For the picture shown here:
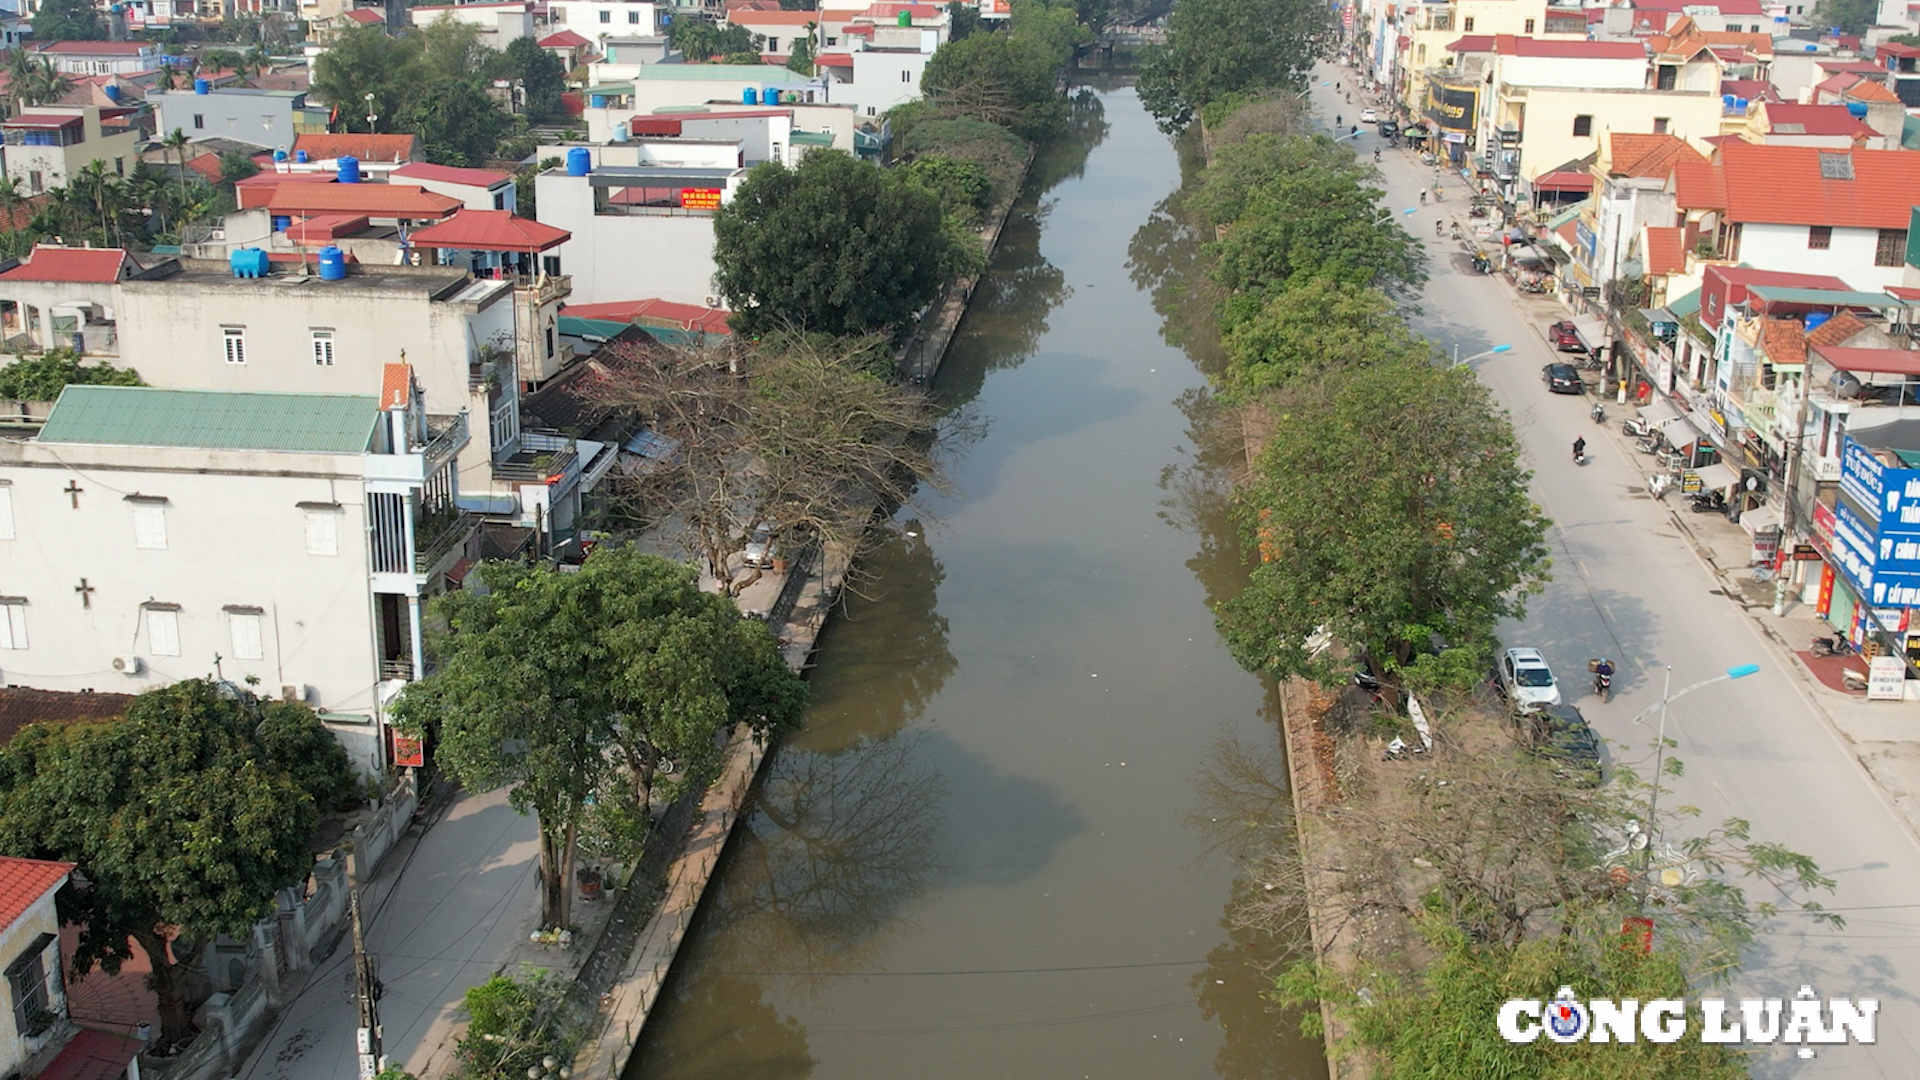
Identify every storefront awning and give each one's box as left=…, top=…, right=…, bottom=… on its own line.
left=1741, top=505, right=1782, bottom=534
left=1638, top=398, right=1682, bottom=427
left=1572, top=314, right=1606, bottom=351
left=1690, top=462, right=1739, bottom=491
left=1662, top=414, right=1706, bottom=445
left=1533, top=170, right=1594, bottom=193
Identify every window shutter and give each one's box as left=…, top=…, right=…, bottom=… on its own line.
left=133, top=505, right=166, bottom=549
left=231, top=613, right=263, bottom=661
left=0, top=604, right=24, bottom=650
left=0, top=487, right=12, bottom=541
left=147, top=609, right=180, bottom=656
left=305, top=512, right=338, bottom=556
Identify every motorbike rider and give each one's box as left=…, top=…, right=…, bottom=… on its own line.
left=1593, top=658, right=1615, bottom=699
left=1374, top=149, right=1381, bottom=163
left=1573, top=436, right=1587, bottom=462
left=1419, top=190, right=1427, bottom=204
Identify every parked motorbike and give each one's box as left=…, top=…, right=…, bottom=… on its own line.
left=1518, top=279, right=1548, bottom=294
left=1622, top=416, right=1653, bottom=438
left=1578, top=352, right=1607, bottom=372
left=1635, top=435, right=1663, bottom=455
left=1468, top=204, right=1490, bottom=219
left=1688, top=489, right=1727, bottom=514
left=1811, top=634, right=1846, bottom=658
left=1648, top=471, right=1679, bottom=499
left=1590, top=402, right=1607, bottom=424
left=1421, top=152, right=1438, bottom=166
left=1353, top=670, right=1389, bottom=706
left=1470, top=254, right=1491, bottom=274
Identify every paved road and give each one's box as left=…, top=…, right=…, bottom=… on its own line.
left=1308, top=68, right=1920, bottom=1078
left=234, top=787, right=540, bottom=1080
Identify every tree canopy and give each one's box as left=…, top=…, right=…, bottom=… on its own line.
left=1217, top=359, right=1551, bottom=688
left=668, top=16, right=757, bottom=61
left=489, top=37, right=569, bottom=120
left=1137, top=0, right=1332, bottom=131
left=0, top=349, right=143, bottom=400
left=1217, top=277, right=1433, bottom=402
left=1812, top=0, right=1878, bottom=34
left=393, top=549, right=806, bottom=929
left=31, top=0, right=103, bottom=41
left=311, top=21, right=507, bottom=166
left=714, top=151, right=978, bottom=336
left=0, top=681, right=327, bottom=1049
left=785, top=23, right=818, bottom=74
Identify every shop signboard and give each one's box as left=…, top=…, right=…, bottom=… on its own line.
left=1792, top=543, right=1823, bottom=561
left=1813, top=499, right=1837, bottom=546
left=680, top=188, right=723, bottom=210
left=1830, top=498, right=1879, bottom=594
left=392, top=734, right=425, bottom=769
left=1868, top=655, right=1907, bottom=701
left=1817, top=562, right=1836, bottom=616
left=1425, top=79, right=1478, bottom=132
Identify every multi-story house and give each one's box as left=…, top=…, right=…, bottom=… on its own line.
left=150, top=84, right=331, bottom=152
left=0, top=371, right=469, bottom=774
left=0, top=105, right=145, bottom=195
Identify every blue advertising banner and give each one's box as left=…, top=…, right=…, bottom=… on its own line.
left=1830, top=438, right=1920, bottom=607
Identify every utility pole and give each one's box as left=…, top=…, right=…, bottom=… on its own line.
left=349, top=849, right=383, bottom=1080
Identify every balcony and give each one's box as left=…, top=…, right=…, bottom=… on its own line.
left=516, top=274, right=571, bottom=308
left=379, top=658, right=414, bottom=682
left=493, top=429, right=580, bottom=486
left=414, top=508, right=479, bottom=576
left=420, top=411, right=468, bottom=475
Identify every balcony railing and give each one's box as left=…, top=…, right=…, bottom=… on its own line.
left=516, top=274, right=572, bottom=307
left=415, top=509, right=479, bottom=575
left=493, top=429, right=580, bottom=484
left=379, top=658, right=414, bottom=682
left=419, top=412, right=468, bottom=473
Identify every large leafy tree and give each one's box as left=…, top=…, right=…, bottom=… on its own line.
left=311, top=26, right=425, bottom=134
left=1217, top=278, right=1432, bottom=402
left=31, top=0, right=103, bottom=41
left=0, top=348, right=142, bottom=399
left=0, top=681, right=324, bottom=1050
left=714, top=151, right=977, bottom=336
left=392, top=549, right=805, bottom=931
left=488, top=36, right=568, bottom=120
left=1218, top=359, right=1551, bottom=688
left=918, top=30, right=1067, bottom=142
left=1137, top=0, right=1332, bottom=131
left=785, top=22, right=817, bottom=75
left=401, top=79, right=506, bottom=167
left=1812, top=0, right=1878, bottom=34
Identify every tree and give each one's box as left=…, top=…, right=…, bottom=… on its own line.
left=312, top=26, right=425, bottom=135
left=1217, top=277, right=1433, bottom=401
left=668, top=16, right=755, bottom=61
left=785, top=22, right=817, bottom=74
left=257, top=699, right=360, bottom=811
left=592, top=335, right=952, bottom=595
left=217, top=149, right=260, bottom=188
left=391, top=550, right=805, bottom=930
left=0, top=348, right=142, bottom=399
left=1137, top=0, right=1332, bottom=131
left=1812, top=0, right=1878, bottom=33
left=0, top=681, right=320, bottom=1050
left=918, top=26, right=1067, bottom=141
left=946, top=0, right=982, bottom=41
left=488, top=36, right=568, bottom=119
left=416, top=15, right=493, bottom=86
left=714, top=151, right=975, bottom=336
left=1217, top=358, right=1551, bottom=688
left=904, top=154, right=994, bottom=225
left=31, top=0, right=103, bottom=41
left=401, top=79, right=507, bottom=167
left=5, top=52, right=73, bottom=114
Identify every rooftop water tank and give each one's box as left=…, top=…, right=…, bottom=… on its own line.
left=1847, top=101, right=1869, bottom=118
left=566, top=146, right=592, bottom=176
left=743, top=86, right=758, bottom=104
left=338, top=155, right=360, bottom=184
left=103, top=84, right=121, bottom=103
left=273, top=148, right=288, bottom=163
left=193, top=77, right=209, bottom=95
left=1806, top=311, right=1832, bottom=332
left=230, top=248, right=269, bottom=278
left=295, top=149, right=308, bottom=163
left=1734, top=98, right=1748, bottom=111
left=897, top=8, right=911, bottom=24
left=1721, top=93, right=1735, bottom=107
left=317, top=246, right=348, bottom=281
left=589, top=94, right=608, bottom=108
left=613, top=122, right=629, bottom=142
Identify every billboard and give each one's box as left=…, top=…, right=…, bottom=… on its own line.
left=1425, top=79, right=1478, bottom=133
left=1834, top=436, right=1920, bottom=607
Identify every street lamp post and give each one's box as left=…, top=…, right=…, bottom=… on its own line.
left=1452, top=343, right=1511, bottom=367
left=1635, top=662, right=1761, bottom=880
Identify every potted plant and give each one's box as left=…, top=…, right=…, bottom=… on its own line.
left=576, top=864, right=603, bottom=902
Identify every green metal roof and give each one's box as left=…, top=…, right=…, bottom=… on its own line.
left=791, top=130, right=834, bottom=146
left=1904, top=114, right=1920, bottom=152
left=1546, top=200, right=1590, bottom=229
left=558, top=315, right=635, bottom=340
left=1668, top=288, right=1701, bottom=318
left=1745, top=285, right=1904, bottom=308
left=38, top=386, right=380, bottom=453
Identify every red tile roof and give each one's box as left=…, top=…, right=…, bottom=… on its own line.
left=539, top=29, right=592, bottom=47
left=1807, top=310, right=1870, bottom=346
left=0, top=688, right=133, bottom=747
left=1717, top=143, right=1920, bottom=228
left=343, top=7, right=384, bottom=23
left=1494, top=35, right=1645, bottom=59
left=1719, top=78, right=1778, bottom=103
left=1673, top=156, right=1726, bottom=212
left=391, top=162, right=513, bottom=188
left=284, top=213, right=371, bottom=243
left=290, top=132, right=421, bottom=163
left=0, top=246, right=131, bottom=283
left=185, top=152, right=223, bottom=182
left=1760, top=104, right=1877, bottom=138
left=817, top=53, right=854, bottom=67
left=382, top=363, right=412, bottom=410
left=1444, top=34, right=1497, bottom=52
left=265, top=183, right=463, bottom=218
left=1606, top=132, right=1708, bottom=178
left=34, top=41, right=151, bottom=54
left=408, top=209, right=570, bottom=251
left=0, top=857, right=73, bottom=934
left=35, top=1028, right=143, bottom=1080
left=563, top=297, right=732, bottom=333
left=1813, top=344, right=1920, bottom=376
left=1761, top=317, right=1807, bottom=366
left=2, top=114, right=82, bottom=129
left=1644, top=226, right=1686, bottom=276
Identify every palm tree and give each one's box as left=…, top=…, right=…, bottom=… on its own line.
left=163, top=128, right=191, bottom=222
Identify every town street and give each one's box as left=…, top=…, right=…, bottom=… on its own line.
left=1308, top=70, right=1920, bottom=1077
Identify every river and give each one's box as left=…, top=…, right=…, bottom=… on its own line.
left=628, top=87, right=1329, bottom=1080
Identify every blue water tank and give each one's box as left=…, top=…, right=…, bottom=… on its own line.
left=589, top=94, right=608, bottom=108
left=230, top=248, right=269, bottom=278
left=337, top=155, right=360, bottom=184
left=317, top=246, right=348, bottom=281
left=1722, top=93, right=1735, bottom=107
left=743, top=86, right=758, bottom=105
left=273, top=148, right=288, bottom=163
left=193, top=77, right=209, bottom=95
left=1847, top=101, right=1869, bottom=118
left=1806, top=311, right=1832, bottom=332
left=566, top=146, right=592, bottom=176
left=271, top=215, right=291, bottom=233
left=763, top=87, right=776, bottom=106
left=1734, top=98, right=1748, bottom=111
left=295, top=149, right=308, bottom=163
left=613, top=122, right=629, bottom=142
left=103, top=84, right=121, bottom=103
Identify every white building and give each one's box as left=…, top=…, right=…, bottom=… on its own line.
left=29, top=41, right=160, bottom=76
left=548, top=0, right=658, bottom=37
left=150, top=85, right=331, bottom=151
left=0, top=374, right=470, bottom=774
left=535, top=162, right=745, bottom=305
left=817, top=20, right=939, bottom=118
left=1694, top=141, right=1920, bottom=291
left=410, top=1, right=536, bottom=49
left=391, top=162, right=519, bottom=212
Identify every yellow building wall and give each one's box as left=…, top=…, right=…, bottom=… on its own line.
left=1513, top=89, right=1725, bottom=181
left=0, top=889, right=67, bottom=1077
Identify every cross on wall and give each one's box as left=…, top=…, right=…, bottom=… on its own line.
left=74, top=578, right=94, bottom=609
left=64, top=480, right=83, bottom=508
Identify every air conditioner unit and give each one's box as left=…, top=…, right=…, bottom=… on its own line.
left=281, top=684, right=316, bottom=704
left=111, top=655, right=143, bottom=675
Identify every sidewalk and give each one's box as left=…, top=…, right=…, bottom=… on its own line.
left=233, top=785, right=539, bottom=1080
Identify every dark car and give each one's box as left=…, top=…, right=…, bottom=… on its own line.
left=1543, top=363, right=1583, bottom=394
left=1530, top=705, right=1602, bottom=786
left=1378, top=119, right=1399, bottom=140
left=1548, top=321, right=1586, bottom=353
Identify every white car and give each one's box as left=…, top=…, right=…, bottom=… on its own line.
left=1360, top=108, right=1380, bottom=124
left=1498, top=647, right=1562, bottom=712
